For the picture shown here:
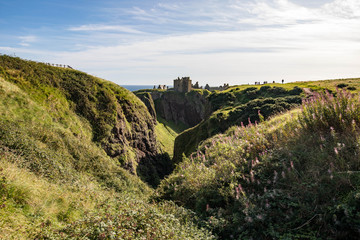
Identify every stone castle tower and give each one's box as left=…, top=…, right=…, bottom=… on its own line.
left=173, top=77, right=192, bottom=93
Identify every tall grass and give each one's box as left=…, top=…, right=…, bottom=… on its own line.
left=300, top=89, right=360, bottom=133
left=158, top=90, right=360, bottom=239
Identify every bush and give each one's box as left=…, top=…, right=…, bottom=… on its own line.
left=267, top=86, right=287, bottom=95
left=337, top=83, right=349, bottom=88
left=289, top=86, right=303, bottom=95
left=259, top=85, right=271, bottom=92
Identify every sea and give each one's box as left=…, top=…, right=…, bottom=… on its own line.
left=121, top=85, right=173, bottom=92
left=121, top=85, right=154, bottom=92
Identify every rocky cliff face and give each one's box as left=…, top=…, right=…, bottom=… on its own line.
left=102, top=93, right=159, bottom=172
left=136, top=92, right=157, bottom=122
left=148, top=90, right=211, bottom=128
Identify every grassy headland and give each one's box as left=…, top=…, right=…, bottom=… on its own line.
left=0, top=55, right=214, bottom=239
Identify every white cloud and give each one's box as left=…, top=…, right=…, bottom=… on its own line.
left=157, top=3, right=180, bottom=11
left=68, top=24, right=144, bottom=34
left=238, top=0, right=318, bottom=26
left=4, top=0, right=360, bottom=85
left=53, top=16, right=360, bottom=85
left=322, top=0, right=360, bottom=18
left=18, top=35, right=37, bottom=47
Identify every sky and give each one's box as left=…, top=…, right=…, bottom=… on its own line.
left=0, top=0, right=360, bottom=86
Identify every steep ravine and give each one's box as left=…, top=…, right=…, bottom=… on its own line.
left=0, top=55, right=171, bottom=186
left=137, top=86, right=304, bottom=164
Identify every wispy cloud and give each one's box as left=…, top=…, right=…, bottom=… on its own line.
left=237, top=0, right=319, bottom=26
left=18, top=35, right=37, bottom=47
left=68, top=24, right=144, bottom=34
left=2, top=0, right=360, bottom=85
left=157, top=3, right=180, bottom=11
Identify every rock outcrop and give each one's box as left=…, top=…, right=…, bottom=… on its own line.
left=140, top=90, right=211, bottom=128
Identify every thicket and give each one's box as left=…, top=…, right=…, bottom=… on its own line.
left=158, top=90, right=360, bottom=239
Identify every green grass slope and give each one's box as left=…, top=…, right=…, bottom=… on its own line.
left=173, top=86, right=303, bottom=163
left=157, top=89, right=360, bottom=239
left=225, top=78, right=360, bottom=94
left=0, top=55, right=214, bottom=239
left=0, top=55, right=162, bottom=174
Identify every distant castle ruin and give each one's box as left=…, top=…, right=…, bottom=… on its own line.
left=174, top=77, right=192, bottom=93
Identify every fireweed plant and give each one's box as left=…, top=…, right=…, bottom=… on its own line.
left=157, top=90, right=360, bottom=239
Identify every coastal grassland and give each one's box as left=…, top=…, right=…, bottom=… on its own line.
left=0, top=154, right=214, bottom=239
left=158, top=89, right=360, bottom=239
left=0, top=154, right=118, bottom=238
left=0, top=56, right=214, bottom=239
left=226, top=77, right=360, bottom=93
left=173, top=86, right=303, bottom=163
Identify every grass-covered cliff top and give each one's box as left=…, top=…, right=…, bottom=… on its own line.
left=226, top=78, right=360, bottom=93
left=158, top=89, right=360, bottom=239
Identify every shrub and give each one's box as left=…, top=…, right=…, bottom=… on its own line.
left=289, top=86, right=303, bottom=95
left=299, top=89, right=360, bottom=134
left=267, top=86, right=287, bottom=95
left=337, top=83, right=348, bottom=88
left=259, top=85, right=271, bottom=92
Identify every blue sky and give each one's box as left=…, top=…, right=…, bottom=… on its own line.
left=1, top=0, right=360, bottom=86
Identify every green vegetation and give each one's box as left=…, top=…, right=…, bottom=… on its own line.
left=0, top=55, right=214, bottom=239
left=2, top=54, right=360, bottom=239
left=157, top=90, right=360, bottom=239
left=227, top=77, right=360, bottom=93
left=155, top=117, right=180, bottom=156
left=173, top=86, right=303, bottom=163
left=0, top=55, right=159, bottom=173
